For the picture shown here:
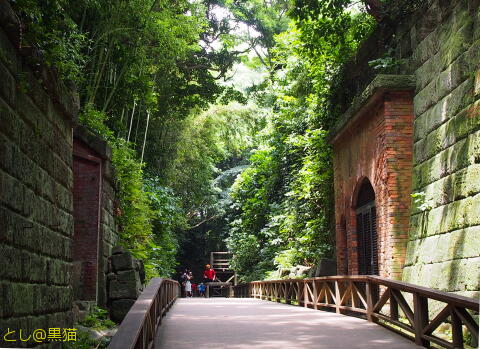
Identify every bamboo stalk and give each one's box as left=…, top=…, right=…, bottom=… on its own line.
left=141, top=111, right=150, bottom=163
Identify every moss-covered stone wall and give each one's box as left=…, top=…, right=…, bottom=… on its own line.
left=0, top=5, right=78, bottom=347
left=401, top=0, right=480, bottom=298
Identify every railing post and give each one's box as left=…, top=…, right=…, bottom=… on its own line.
left=451, top=306, right=464, bottom=349
left=413, top=292, right=430, bottom=347
left=390, top=290, right=399, bottom=321
left=303, top=280, right=308, bottom=308
left=286, top=282, right=291, bottom=304
left=312, top=280, right=318, bottom=310
left=296, top=281, right=303, bottom=306
left=335, top=280, right=341, bottom=314
left=366, top=279, right=379, bottom=322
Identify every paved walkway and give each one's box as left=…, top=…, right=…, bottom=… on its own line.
left=155, top=298, right=420, bottom=349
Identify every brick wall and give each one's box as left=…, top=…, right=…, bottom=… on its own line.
left=332, top=88, right=414, bottom=279
left=73, top=126, right=119, bottom=308
left=72, top=141, right=102, bottom=302
left=0, top=4, right=78, bottom=346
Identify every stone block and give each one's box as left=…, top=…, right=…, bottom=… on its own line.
left=0, top=243, right=24, bottom=280
left=295, top=265, right=311, bottom=277
left=109, top=280, right=140, bottom=300
left=413, top=129, right=479, bottom=189
left=475, top=70, right=480, bottom=96
left=109, top=270, right=142, bottom=300
left=24, top=252, right=48, bottom=284
left=414, top=112, right=480, bottom=183
left=117, top=269, right=141, bottom=286
left=107, top=273, right=116, bottom=281
left=315, top=259, right=337, bottom=277
left=47, top=259, right=71, bottom=286
left=0, top=206, right=14, bottom=244
left=0, top=29, right=19, bottom=74
left=110, top=299, right=135, bottom=323
left=0, top=134, right=14, bottom=176
left=0, top=61, right=16, bottom=107
left=137, top=260, right=145, bottom=285
left=0, top=172, right=24, bottom=212
left=111, top=252, right=134, bottom=271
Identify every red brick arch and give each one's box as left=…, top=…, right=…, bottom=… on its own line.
left=332, top=89, right=414, bottom=279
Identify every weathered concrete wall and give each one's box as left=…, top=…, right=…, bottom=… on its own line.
left=401, top=0, right=480, bottom=298
left=332, top=0, right=479, bottom=296
left=0, top=3, right=78, bottom=347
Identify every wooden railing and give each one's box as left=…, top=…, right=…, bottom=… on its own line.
left=233, top=276, right=479, bottom=349
left=109, top=278, right=179, bottom=349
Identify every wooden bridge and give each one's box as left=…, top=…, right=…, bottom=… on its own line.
left=109, top=276, right=479, bottom=349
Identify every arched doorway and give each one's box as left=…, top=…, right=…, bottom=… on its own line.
left=354, top=179, right=378, bottom=275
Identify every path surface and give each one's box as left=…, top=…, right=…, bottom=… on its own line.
left=155, top=298, right=420, bottom=349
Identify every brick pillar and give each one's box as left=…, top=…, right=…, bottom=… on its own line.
left=72, top=140, right=103, bottom=301
left=332, top=86, right=414, bottom=279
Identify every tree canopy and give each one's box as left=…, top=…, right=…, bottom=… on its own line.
left=13, top=0, right=401, bottom=281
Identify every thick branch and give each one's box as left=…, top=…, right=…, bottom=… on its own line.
left=187, top=213, right=222, bottom=230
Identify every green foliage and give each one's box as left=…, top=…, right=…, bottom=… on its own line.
left=80, top=107, right=183, bottom=279
left=411, top=192, right=434, bottom=212
left=79, top=307, right=114, bottom=330
left=145, top=178, right=186, bottom=277
left=368, top=47, right=406, bottom=72
left=165, top=103, right=266, bottom=216
left=13, top=0, right=251, bottom=279
left=110, top=139, right=153, bottom=254
left=12, top=0, right=423, bottom=284
left=226, top=2, right=375, bottom=282
left=12, top=0, right=87, bottom=81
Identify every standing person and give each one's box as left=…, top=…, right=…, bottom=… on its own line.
left=198, top=283, right=206, bottom=297
left=179, top=270, right=187, bottom=298
left=203, top=264, right=216, bottom=283
left=185, top=270, right=193, bottom=297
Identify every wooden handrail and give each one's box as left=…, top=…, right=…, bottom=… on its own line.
left=233, top=276, right=479, bottom=348
left=109, top=278, right=179, bottom=349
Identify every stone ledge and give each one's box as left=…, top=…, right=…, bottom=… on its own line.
left=74, top=125, right=112, bottom=160
left=328, top=74, right=416, bottom=144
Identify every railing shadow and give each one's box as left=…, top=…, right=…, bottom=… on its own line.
left=233, top=276, right=479, bottom=349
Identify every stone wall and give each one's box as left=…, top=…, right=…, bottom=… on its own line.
left=401, top=0, right=480, bottom=297
left=107, top=247, right=145, bottom=323
left=0, top=2, right=78, bottom=347
left=332, top=0, right=479, bottom=296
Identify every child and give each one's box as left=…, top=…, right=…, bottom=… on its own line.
left=198, top=283, right=206, bottom=297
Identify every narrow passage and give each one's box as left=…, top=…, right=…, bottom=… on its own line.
left=155, top=298, right=420, bottom=348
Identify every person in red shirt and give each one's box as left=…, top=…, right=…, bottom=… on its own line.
left=203, top=264, right=216, bottom=283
